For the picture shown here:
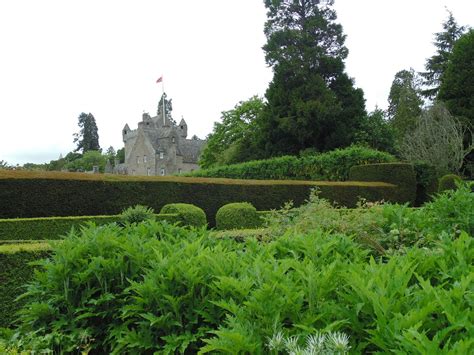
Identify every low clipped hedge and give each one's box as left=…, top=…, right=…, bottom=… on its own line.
left=348, top=163, right=417, bottom=206
left=0, top=243, right=52, bottom=327
left=216, top=202, right=262, bottom=230
left=0, top=171, right=410, bottom=226
left=160, top=204, right=207, bottom=228
left=438, top=174, right=462, bottom=192
left=187, top=146, right=396, bottom=181
left=0, top=214, right=178, bottom=241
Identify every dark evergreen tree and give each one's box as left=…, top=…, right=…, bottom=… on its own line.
left=438, top=30, right=474, bottom=127
left=420, top=10, right=466, bottom=99
left=157, top=93, right=175, bottom=124
left=387, top=69, right=424, bottom=140
left=258, top=0, right=366, bottom=156
left=438, top=30, right=474, bottom=172
left=73, top=112, right=100, bottom=153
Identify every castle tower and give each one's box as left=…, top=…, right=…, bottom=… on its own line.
left=179, top=117, right=188, bottom=138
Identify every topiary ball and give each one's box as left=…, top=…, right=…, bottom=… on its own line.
left=438, top=174, right=462, bottom=193
left=216, top=202, right=262, bottom=230
left=160, top=203, right=207, bottom=228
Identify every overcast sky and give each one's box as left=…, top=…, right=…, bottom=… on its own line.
left=0, top=0, right=472, bottom=165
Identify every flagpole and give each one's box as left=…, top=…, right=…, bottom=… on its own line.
left=162, top=77, right=165, bottom=126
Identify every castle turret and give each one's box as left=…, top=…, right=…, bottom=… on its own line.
left=122, top=124, right=131, bottom=141
left=179, top=117, right=188, bottom=138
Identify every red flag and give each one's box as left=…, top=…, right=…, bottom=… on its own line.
left=156, top=76, right=163, bottom=83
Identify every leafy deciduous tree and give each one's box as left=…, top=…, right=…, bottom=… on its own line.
left=354, top=108, right=397, bottom=154
left=199, top=96, right=265, bottom=169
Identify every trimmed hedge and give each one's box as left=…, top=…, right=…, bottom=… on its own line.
left=216, top=202, right=262, bottom=230
left=438, top=174, right=462, bottom=192
left=348, top=163, right=417, bottom=206
left=160, top=204, right=207, bottom=228
left=0, top=243, right=52, bottom=327
left=187, top=146, right=396, bottom=181
left=0, top=214, right=178, bottom=241
left=0, top=171, right=410, bottom=226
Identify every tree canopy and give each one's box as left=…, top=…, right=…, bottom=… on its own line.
left=73, top=112, right=100, bottom=153
left=420, top=10, right=466, bottom=99
left=438, top=30, right=474, bottom=127
left=258, top=0, right=366, bottom=156
left=199, top=96, right=265, bottom=169
left=387, top=69, right=424, bottom=140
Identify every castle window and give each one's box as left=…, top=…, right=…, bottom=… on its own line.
left=147, top=167, right=151, bottom=176
left=144, top=155, right=147, bottom=163
left=178, top=168, right=182, bottom=174
left=172, top=137, right=176, bottom=143
left=123, top=130, right=127, bottom=135
left=160, top=168, right=165, bottom=176
left=160, top=152, right=164, bottom=159
left=137, top=156, right=140, bottom=164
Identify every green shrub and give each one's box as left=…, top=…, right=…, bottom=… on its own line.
left=120, top=205, right=155, bottom=225
left=216, top=202, right=263, bottom=230
left=189, top=146, right=396, bottom=181
left=0, top=243, right=51, bottom=327
left=160, top=203, right=207, bottom=228
left=438, top=174, right=462, bottom=192
left=348, top=163, right=417, bottom=205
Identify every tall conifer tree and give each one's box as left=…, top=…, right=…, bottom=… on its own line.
left=420, top=10, right=466, bottom=99
left=73, top=112, right=100, bottom=153
left=258, top=0, right=366, bottom=156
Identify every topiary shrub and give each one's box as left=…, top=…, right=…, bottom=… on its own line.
left=215, top=202, right=262, bottom=230
left=160, top=203, right=207, bottom=228
left=438, top=174, right=462, bottom=193
left=120, top=205, right=155, bottom=225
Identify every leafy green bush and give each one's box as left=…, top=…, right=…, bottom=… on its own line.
left=160, top=203, right=207, bottom=228
left=438, top=173, right=462, bottom=192
left=190, top=146, right=396, bottom=181
left=216, top=202, right=262, bottom=230
left=120, top=205, right=155, bottom=225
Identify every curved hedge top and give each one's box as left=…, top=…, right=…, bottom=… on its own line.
left=186, top=146, right=397, bottom=181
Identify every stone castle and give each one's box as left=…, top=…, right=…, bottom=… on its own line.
left=118, top=111, right=205, bottom=176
